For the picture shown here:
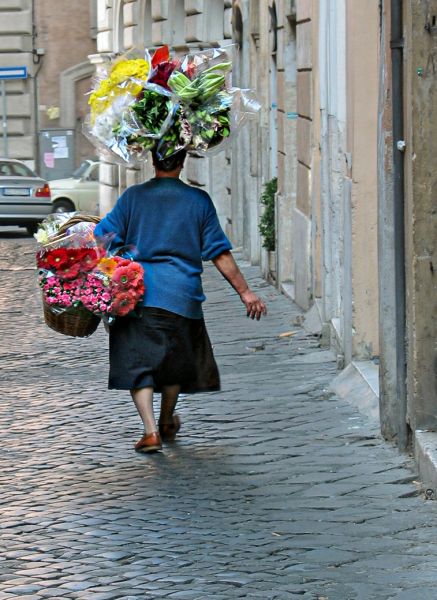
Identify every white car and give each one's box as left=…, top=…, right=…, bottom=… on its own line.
left=49, top=159, right=99, bottom=214
left=0, top=158, right=52, bottom=234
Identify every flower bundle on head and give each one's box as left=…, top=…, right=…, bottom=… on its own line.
left=36, top=216, right=145, bottom=320
left=84, top=45, right=260, bottom=164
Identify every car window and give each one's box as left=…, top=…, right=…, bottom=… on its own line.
left=0, top=163, right=12, bottom=176
left=72, top=161, right=91, bottom=178
left=0, top=162, right=35, bottom=177
left=87, top=164, right=99, bottom=181
left=11, top=163, right=36, bottom=177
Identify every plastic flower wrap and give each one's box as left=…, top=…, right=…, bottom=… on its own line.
left=84, top=45, right=260, bottom=164
left=35, top=213, right=145, bottom=323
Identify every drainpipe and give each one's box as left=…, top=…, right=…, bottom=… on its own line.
left=390, top=0, right=407, bottom=450
left=31, top=0, right=43, bottom=172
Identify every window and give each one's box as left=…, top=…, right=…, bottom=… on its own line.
left=73, top=160, right=92, bottom=179
left=0, top=162, right=35, bottom=177
left=87, top=164, right=99, bottom=181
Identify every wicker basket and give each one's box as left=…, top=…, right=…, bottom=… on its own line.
left=43, top=300, right=101, bottom=338
left=41, top=214, right=102, bottom=337
left=44, top=214, right=101, bottom=247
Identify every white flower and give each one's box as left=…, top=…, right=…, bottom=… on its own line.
left=34, top=229, right=49, bottom=244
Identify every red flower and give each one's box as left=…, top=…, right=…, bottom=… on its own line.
left=45, top=248, right=70, bottom=270
left=113, top=256, right=131, bottom=268
left=110, top=291, right=137, bottom=316
left=184, top=61, right=197, bottom=80
left=135, top=280, right=145, bottom=300
left=149, top=62, right=177, bottom=91
left=112, top=265, right=131, bottom=289
left=79, top=248, right=99, bottom=272
left=36, top=251, right=52, bottom=269
left=126, top=262, right=144, bottom=286
left=56, top=262, right=81, bottom=280
left=151, top=45, right=170, bottom=68
left=67, top=248, right=83, bottom=264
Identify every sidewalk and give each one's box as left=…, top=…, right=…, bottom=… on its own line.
left=1, top=231, right=437, bottom=600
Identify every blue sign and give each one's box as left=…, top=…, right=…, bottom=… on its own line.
left=0, top=66, right=28, bottom=80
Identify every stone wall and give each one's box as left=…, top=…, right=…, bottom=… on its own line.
left=404, top=0, right=437, bottom=431
left=0, top=0, right=35, bottom=162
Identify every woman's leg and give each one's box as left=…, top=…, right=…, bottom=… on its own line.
left=130, top=386, right=157, bottom=433
left=159, top=385, right=181, bottom=442
left=159, top=384, right=180, bottom=424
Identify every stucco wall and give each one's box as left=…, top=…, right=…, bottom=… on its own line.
left=346, top=0, right=380, bottom=359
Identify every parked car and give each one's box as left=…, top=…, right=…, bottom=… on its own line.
left=0, top=158, right=52, bottom=234
left=49, top=159, right=100, bottom=215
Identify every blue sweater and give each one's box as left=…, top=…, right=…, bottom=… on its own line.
left=94, top=177, right=232, bottom=319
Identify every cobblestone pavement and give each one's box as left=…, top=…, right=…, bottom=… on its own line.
left=1, top=228, right=437, bottom=600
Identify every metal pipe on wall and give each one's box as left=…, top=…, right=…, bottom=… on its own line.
left=31, top=0, right=42, bottom=172
left=390, top=0, right=408, bottom=450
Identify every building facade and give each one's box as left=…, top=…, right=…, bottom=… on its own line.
left=0, top=0, right=97, bottom=173
left=232, top=0, right=436, bottom=460
left=0, top=0, right=36, bottom=164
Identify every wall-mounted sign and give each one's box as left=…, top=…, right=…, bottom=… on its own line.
left=0, top=66, right=28, bottom=80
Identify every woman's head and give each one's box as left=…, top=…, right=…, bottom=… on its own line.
left=151, top=149, right=187, bottom=173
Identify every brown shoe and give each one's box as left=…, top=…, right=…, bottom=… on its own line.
left=134, top=431, right=162, bottom=453
left=159, top=414, right=181, bottom=442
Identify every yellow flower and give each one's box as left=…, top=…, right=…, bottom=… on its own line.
left=98, top=257, right=118, bottom=277
left=88, top=58, right=150, bottom=121
left=110, top=59, right=150, bottom=84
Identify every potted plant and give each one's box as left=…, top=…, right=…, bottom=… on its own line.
left=258, top=177, right=277, bottom=280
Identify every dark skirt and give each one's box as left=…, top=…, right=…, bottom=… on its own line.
left=108, top=307, right=220, bottom=393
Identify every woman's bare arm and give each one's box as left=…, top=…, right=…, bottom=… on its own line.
left=212, top=251, right=267, bottom=320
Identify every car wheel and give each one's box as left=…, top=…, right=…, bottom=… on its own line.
left=53, top=199, right=75, bottom=213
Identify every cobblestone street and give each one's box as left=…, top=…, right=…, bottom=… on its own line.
left=1, top=229, right=437, bottom=600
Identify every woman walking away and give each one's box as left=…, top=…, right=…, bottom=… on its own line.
left=94, top=149, right=267, bottom=453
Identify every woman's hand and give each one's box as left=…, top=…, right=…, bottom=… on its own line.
left=240, top=289, right=267, bottom=320
left=211, top=251, right=267, bottom=320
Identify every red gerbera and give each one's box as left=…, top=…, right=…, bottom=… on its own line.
left=36, top=251, right=52, bottom=269
left=45, top=248, right=70, bottom=270
left=79, top=248, right=100, bottom=272
left=66, top=248, right=82, bottom=264
left=112, top=266, right=131, bottom=289
left=113, top=256, right=131, bottom=268
left=126, top=262, right=144, bottom=286
left=110, top=291, right=137, bottom=317
left=135, top=280, right=145, bottom=300
left=56, top=262, right=81, bottom=280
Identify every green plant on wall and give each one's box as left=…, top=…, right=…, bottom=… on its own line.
left=258, top=177, right=277, bottom=252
